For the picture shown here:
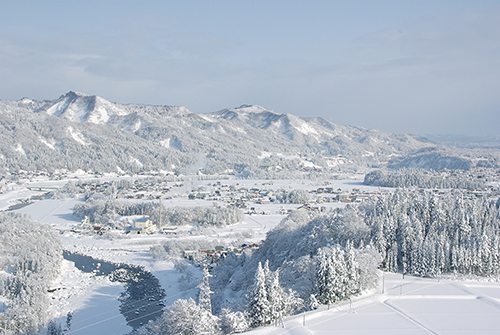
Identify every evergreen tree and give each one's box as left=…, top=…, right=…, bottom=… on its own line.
left=197, top=263, right=213, bottom=313
left=247, top=260, right=294, bottom=328
left=344, top=241, right=359, bottom=296
left=386, top=241, right=399, bottom=273
left=315, top=246, right=354, bottom=304
left=330, top=246, right=348, bottom=301
left=46, top=320, right=63, bottom=335
left=248, top=262, right=271, bottom=327
left=315, top=248, right=334, bottom=304
left=267, top=269, right=285, bottom=324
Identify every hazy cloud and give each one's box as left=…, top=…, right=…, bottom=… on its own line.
left=0, top=2, right=499, bottom=136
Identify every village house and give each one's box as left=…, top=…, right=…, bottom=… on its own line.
left=129, top=217, right=155, bottom=234
left=160, top=226, right=178, bottom=235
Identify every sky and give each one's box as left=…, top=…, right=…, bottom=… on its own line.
left=1, top=0, right=499, bottom=137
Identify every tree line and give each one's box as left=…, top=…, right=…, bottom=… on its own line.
left=364, top=189, right=500, bottom=277
left=73, top=194, right=243, bottom=228
left=364, top=168, right=484, bottom=190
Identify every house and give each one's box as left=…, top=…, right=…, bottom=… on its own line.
left=297, top=204, right=320, bottom=211
left=338, top=193, right=351, bottom=201
left=241, top=243, right=259, bottom=249
left=130, top=217, right=155, bottom=234
left=183, top=250, right=197, bottom=259
left=189, top=193, right=207, bottom=200
left=160, top=226, right=178, bottom=235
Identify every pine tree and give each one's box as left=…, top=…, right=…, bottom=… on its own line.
left=331, top=246, right=348, bottom=301
left=372, top=218, right=387, bottom=263
left=315, top=246, right=353, bottom=304
left=197, top=263, right=213, bottom=313
left=315, top=248, right=334, bottom=304
left=248, top=262, right=271, bottom=327
left=344, top=241, right=359, bottom=296
left=267, top=269, right=285, bottom=324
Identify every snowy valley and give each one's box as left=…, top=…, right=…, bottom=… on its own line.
left=1, top=93, right=500, bottom=335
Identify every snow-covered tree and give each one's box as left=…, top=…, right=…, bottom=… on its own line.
left=0, top=213, right=63, bottom=334
left=315, top=245, right=360, bottom=305
left=278, top=189, right=310, bottom=204
left=247, top=262, right=270, bottom=327
left=267, top=269, right=285, bottom=324
left=198, top=263, right=213, bottom=313
left=46, top=320, right=63, bottom=335
left=315, top=248, right=335, bottom=304
left=307, top=294, right=319, bottom=310
left=247, top=260, right=302, bottom=328
left=344, top=241, right=359, bottom=296
left=330, top=246, right=348, bottom=301
left=137, top=298, right=220, bottom=335
left=220, top=309, right=249, bottom=334
left=282, top=288, right=304, bottom=315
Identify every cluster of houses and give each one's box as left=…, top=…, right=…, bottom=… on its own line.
left=118, top=180, right=185, bottom=199
left=75, top=178, right=185, bottom=199
left=187, top=182, right=379, bottom=208
left=72, top=180, right=385, bottom=235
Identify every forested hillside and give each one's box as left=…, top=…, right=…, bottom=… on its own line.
left=0, top=91, right=452, bottom=176
left=147, top=189, right=500, bottom=333
left=0, top=213, right=63, bottom=334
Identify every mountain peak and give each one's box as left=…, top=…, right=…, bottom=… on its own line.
left=65, top=90, right=92, bottom=97
left=234, top=104, right=270, bottom=113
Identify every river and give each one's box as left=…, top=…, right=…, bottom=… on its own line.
left=63, top=251, right=166, bottom=330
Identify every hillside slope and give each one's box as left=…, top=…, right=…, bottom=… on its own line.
left=0, top=91, right=470, bottom=175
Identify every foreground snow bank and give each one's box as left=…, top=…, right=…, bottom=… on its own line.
left=244, top=273, right=500, bottom=335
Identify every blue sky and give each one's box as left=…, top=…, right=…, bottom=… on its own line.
left=1, top=1, right=499, bottom=136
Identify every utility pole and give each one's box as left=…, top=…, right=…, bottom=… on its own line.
left=159, top=197, right=162, bottom=230
left=382, top=273, right=385, bottom=294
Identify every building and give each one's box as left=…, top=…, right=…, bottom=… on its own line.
left=130, top=217, right=155, bottom=234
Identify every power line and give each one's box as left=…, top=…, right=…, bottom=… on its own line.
left=68, top=292, right=165, bottom=328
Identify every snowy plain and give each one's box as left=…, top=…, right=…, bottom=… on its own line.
left=4, top=175, right=500, bottom=334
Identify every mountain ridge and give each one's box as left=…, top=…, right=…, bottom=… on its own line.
left=0, top=91, right=494, bottom=175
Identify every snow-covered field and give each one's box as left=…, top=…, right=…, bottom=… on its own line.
left=246, top=273, right=500, bottom=335
left=4, top=177, right=500, bottom=334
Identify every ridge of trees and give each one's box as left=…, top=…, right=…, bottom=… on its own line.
left=364, top=168, right=485, bottom=189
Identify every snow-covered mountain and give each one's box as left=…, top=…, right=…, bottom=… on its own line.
left=0, top=91, right=493, bottom=175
